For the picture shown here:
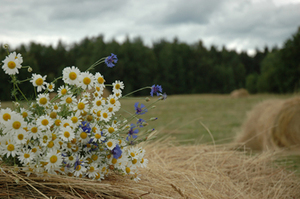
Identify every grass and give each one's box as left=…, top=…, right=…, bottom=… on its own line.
left=119, top=93, right=296, bottom=145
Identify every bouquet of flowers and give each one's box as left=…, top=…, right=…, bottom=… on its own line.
left=0, top=44, right=166, bottom=182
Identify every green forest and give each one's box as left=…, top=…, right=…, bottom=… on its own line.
left=1, top=27, right=299, bottom=101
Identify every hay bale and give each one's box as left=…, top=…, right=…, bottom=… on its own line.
left=1, top=143, right=299, bottom=198
left=235, top=97, right=300, bottom=151
left=230, top=88, right=249, bottom=98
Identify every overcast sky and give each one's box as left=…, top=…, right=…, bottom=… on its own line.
left=1, top=0, right=300, bottom=55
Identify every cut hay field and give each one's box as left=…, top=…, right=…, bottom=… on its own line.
left=119, top=93, right=297, bottom=145
left=1, top=94, right=300, bottom=198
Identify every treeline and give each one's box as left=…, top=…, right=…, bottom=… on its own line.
left=0, top=27, right=299, bottom=101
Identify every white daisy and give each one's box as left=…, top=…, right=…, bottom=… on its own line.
left=19, top=107, right=33, bottom=121
left=27, top=124, right=41, bottom=139
left=59, top=126, right=75, bottom=142
left=0, top=107, right=14, bottom=124
left=1, top=52, right=22, bottom=75
left=50, top=102, right=61, bottom=113
left=44, top=149, right=63, bottom=171
left=112, top=80, right=124, bottom=92
left=95, top=72, right=106, bottom=88
left=73, top=98, right=89, bottom=114
left=1, top=139, right=19, bottom=158
left=18, top=149, right=35, bottom=165
left=57, top=85, right=71, bottom=97
left=36, top=93, right=50, bottom=107
left=68, top=111, right=82, bottom=128
left=30, top=73, right=47, bottom=92
left=105, top=139, right=117, bottom=150
left=3, top=112, right=26, bottom=134
left=36, top=115, right=53, bottom=130
left=46, top=82, right=55, bottom=92
left=100, top=109, right=112, bottom=122
left=79, top=71, right=95, bottom=90
left=62, top=66, right=81, bottom=85
left=60, top=94, right=77, bottom=107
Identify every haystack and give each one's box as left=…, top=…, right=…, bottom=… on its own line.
left=1, top=142, right=299, bottom=198
left=235, top=96, right=300, bottom=151
left=230, top=88, right=249, bottom=98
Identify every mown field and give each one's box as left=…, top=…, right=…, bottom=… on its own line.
left=119, top=93, right=297, bottom=145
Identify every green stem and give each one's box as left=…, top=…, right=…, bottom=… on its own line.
left=122, top=87, right=152, bottom=98
left=86, top=57, right=106, bottom=72
left=15, top=83, right=28, bottom=101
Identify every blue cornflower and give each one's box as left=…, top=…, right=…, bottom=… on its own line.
left=134, top=102, right=147, bottom=115
left=136, top=118, right=146, bottom=128
left=160, top=92, right=167, bottom=100
left=79, top=121, right=91, bottom=133
left=111, top=144, right=122, bottom=159
left=150, top=85, right=163, bottom=97
left=126, top=124, right=139, bottom=141
left=74, top=156, right=84, bottom=170
left=105, top=53, right=118, bottom=68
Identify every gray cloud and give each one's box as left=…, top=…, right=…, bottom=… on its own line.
left=0, top=0, right=299, bottom=54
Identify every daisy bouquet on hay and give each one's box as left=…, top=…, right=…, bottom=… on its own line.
left=0, top=44, right=166, bottom=181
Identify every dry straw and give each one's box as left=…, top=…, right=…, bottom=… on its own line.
left=235, top=96, right=300, bottom=151
left=1, top=139, right=299, bottom=198
left=230, top=88, right=249, bottom=98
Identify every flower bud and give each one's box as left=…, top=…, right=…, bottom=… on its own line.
left=150, top=117, right=158, bottom=121
left=28, top=67, right=33, bottom=72
left=3, top=44, right=9, bottom=49
left=145, top=97, right=150, bottom=102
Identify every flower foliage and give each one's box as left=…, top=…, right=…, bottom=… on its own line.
left=0, top=48, right=166, bottom=182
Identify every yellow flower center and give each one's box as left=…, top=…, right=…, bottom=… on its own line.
left=126, top=167, right=130, bottom=174
left=32, top=148, right=37, bottom=153
left=63, top=123, right=70, bottom=127
left=97, top=77, right=104, bottom=84
left=13, top=121, right=21, bottom=129
left=55, top=119, right=61, bottom=126
left=107, top=141, right=113, bottom=148
left=7, top=144, right=14, bottom=151
left=87, top=115, right=93, bottom=121
left=69, top=72, right=77, bottom=80
left=7, top=61, right=16, bottom=69
left=48, top=84, right=53, bottom=89
left=52, top=133, right=57, bottom=140
left=47, top=141, right=54, bottom=148
left=95, top=172, right=100, bottom=179
left=50, top=155, right=58, bottom=163
left=64, top=131, right=70, bottom=138
left=75, top=165, right=81, bottom=171
left=95, top=133, right=101, bottom=139
left=17, top=134, right=24, bottom=140
left=66, top=97, right=73, bottom=104
left=31, top=127, right=38, bottom=133
left=54, top=105, right=59, bottom=110
left=83, top=77, right=91, bottom=85
left=80, top=132, right=87, bottom=139
left=103, top=112, right=108, bottom=118
left=141, top=158, right=144, bottom=163
left=91, top=154, right=98, bottom=161
left=71, top=116, right=78, bottom=123
left=96, top=100, right=102, bottom=106
left=69, top=156, right=74, bottom=161
left=24, top=153, right=30, bottom=158
left=132, top=159, right=137, bottom=164
left=109, top=98, right=116, bottom=104
left=39, top=97, right=47, bottom=105
left=108, top=127, right=114, bottom=134
left=116, top=93, right=120, bottom=97
left=78, top=102, right=85, bottom=110
left=108, top=107, right=113, bottom=112
left=22, top=112, right=28, bottom=118
left=115, top=84, right=120, bottom=90
left=130, top=152, right=135, bottom=157
left=50, top=112, right=57, bottom=119
left=3, top=113, right=11, bottom=121
left=35, top=78, right=44, bottom=86
left=41, top=119, right=49, bottom=126
left=112, top=158, right=117, bottom=164
left=61, top=88, right=67, bottom=95
left=88, top=166, right=94, bottom=172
